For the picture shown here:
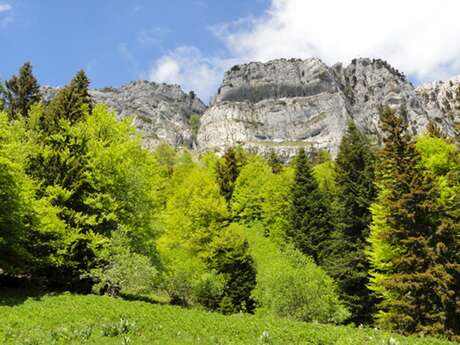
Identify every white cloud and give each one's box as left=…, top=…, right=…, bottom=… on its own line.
left=0, top=3, right=11, bottom=13
left=148, top=0, right=460, bottom=100
left=148, top=46, right=236, bottom=102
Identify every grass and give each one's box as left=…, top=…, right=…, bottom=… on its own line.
left=0, top=290, right=456, bottom=345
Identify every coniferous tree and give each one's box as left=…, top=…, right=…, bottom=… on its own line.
left=326, top=121, right=377, bottom=324
left=216, top=147, right=246, bottom=203
left=267, top=150, right=283, bottom=174
left=44, top=70, right=92, bottom=130
left=4, top=62, right=41, bottom=118
left=368, top=106, right=460, bottom=339
left=287, top=148, right=332, bottom=263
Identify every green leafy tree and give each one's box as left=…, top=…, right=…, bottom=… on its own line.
left=367, top=107, right=460, bottom=339
left=231, top=157, right=273, bottom=223
left=325, top=121, right=377, bottom=324
left=4, top=62, right=41, bottom=118
left=249, top=224, right=349, bottom=323
left=27, top=102, right=163, bottom=289
left=287, top=148, right=332, bottom=263
left=207, top=224, right=256, bottom=313
left=92, top=228, right=158, bottom=297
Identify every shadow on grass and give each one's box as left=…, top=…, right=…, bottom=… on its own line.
left=119, top=292, right=169, bottom=305
left=0, top=275, right=47, bottom=306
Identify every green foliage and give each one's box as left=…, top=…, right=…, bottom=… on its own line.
left=0, top=112, right=65, bottom=275
left=92, top=229, right=158, bottom=297
left=216, top=147, right=247, bottom=203
left=367, top=107, right=460, bottom=340
left=44, top=70, right=92, bottom=130
left=207, top=224, right=256, bottom=313
left=190, top=114, right=201, bottom=145
left=248, top=225, right=349, bottom=324
left=24, top=102, right=163, bottom=289
left=3, top=62, right=41, bottom=118
left=287, top=148, right=332, bottom=263
left=324, top=121, right=377, bottom=324
left=231, top=157, right=273, bottom=223
left=267, top=150, right=283, bottom=174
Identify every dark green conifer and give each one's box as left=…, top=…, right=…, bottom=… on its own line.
left=216, top=147, right=246, bottom=203
left=326, top=121, right=377, bottom=324
left=4, top=62, right=41, bottom=118
left=368, top=106, right=460, bottom=339
left=267, top=150, right=283, bottom=174
left=287, top=148, right=332, bottom=263
left=44, top=70, right=92, bottom=130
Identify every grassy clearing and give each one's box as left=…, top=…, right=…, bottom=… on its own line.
left=0, top=291, right=455, bottom=345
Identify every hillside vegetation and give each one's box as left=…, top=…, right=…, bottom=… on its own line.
left=0, top=63, right=459, bottom=342
left=0, top=292, right=456, bottom=345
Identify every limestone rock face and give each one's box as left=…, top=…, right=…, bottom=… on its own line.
left=42, top=81, right=207, bottom=149
left=198, top=58, right=456, bottom=158
left=415, top=77, right=460, bottom=136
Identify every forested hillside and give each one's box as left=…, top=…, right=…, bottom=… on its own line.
left=0, top=63, right=459, bottom=342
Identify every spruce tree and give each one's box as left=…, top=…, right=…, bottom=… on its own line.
left=368, top=106, right=460, bottom=339
left=44, top=70, right=92, bottom=130
left=216, top=147, right=246, bottom=203
left=4, top=62, right=41, bottom=118
left=267, top=149, right=283, bottom=174
left=326, top=121, right=377, bottom=324
left=287, top=148, right=332, bottom=263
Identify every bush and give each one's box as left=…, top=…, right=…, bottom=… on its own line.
left=248, top=225, right=349, bottom=324
left=92, top=229, right=158, bottom=296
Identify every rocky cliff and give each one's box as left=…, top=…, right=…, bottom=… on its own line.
left=42, top=80, right=207, bottom=149
left=41, top=59, right=459, bottom=158
left=198, top=58, right=459, bottom=159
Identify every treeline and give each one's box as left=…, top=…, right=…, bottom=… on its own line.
left=0, top=63, right=459, bottom=341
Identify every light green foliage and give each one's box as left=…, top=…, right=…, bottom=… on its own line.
left=158, top=165, right=228, bottom=306
left=92, top=229, right=158, bottom=296
left=231, top=157, right=274, bottom=223
left=248, top=224, right=349, bottom=324
left=158, top=245, right=225, bottom=308
left=160, top=165, right=228, bottom=254
left=261, top=167, right=294, bottom=242
left=1, top=293, right=455, bottom=345
left=0, top=112, right=65, bottom=274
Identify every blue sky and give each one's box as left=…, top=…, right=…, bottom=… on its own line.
left=0, top=1, right=268, bottom=96
left=2, top=1, right=460, bottom=102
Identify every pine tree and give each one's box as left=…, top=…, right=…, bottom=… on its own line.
left=4, top=62, right=41, bottom=118
left=326, top=121, right=377, bottom=324
left=367, top=106, right=460, bottom=339
left=267, top=149, right=283, bottom=174
left=287, top=148, right=332, bottom=263
left=216, top=147, right=246, bottom=203
left=44, top=70, right=92, bottom=130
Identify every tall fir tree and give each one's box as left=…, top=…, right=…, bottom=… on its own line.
left=287, top=148, right=332, bottom=263
left=4, top=62, right=41, bottom=118
left=216, top=147, right=246, bottom=203
left=44, top=70, right=92, bottom=130
left=367, top=106, right=460, bottom=339
left=326, top=121, right=377, bottom=324
left=267, top=149, right=283, bottom=174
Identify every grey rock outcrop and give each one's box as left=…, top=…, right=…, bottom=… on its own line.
left=42, top=80, right=207, bottom=149
left=198, top=58, right=457, bottom=158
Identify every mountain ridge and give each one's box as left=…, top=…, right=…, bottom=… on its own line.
left=41, top=58, right=460, bottom=158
